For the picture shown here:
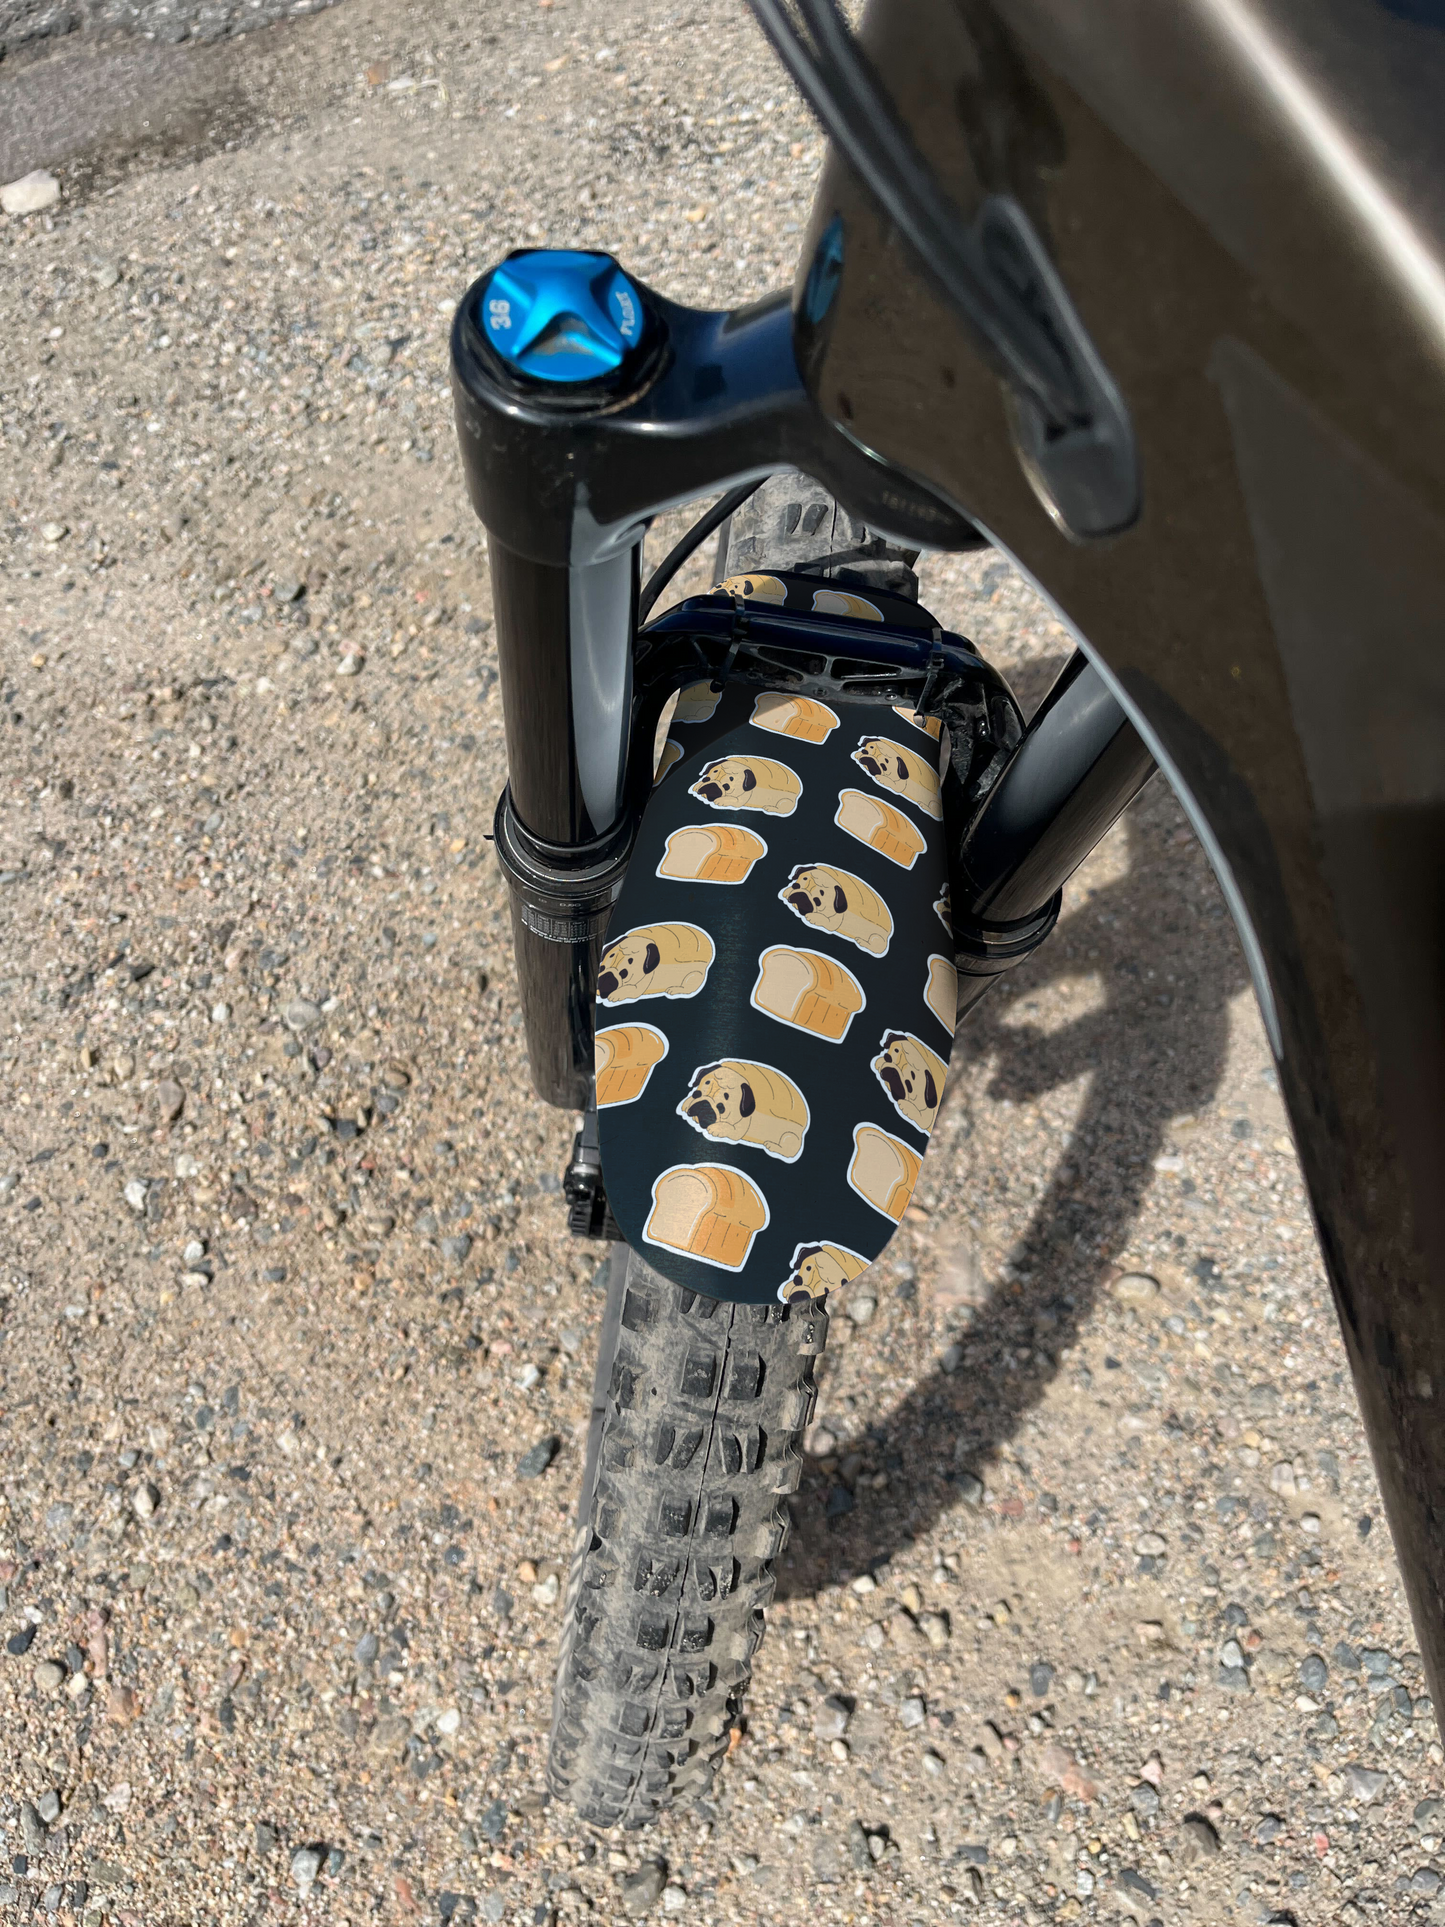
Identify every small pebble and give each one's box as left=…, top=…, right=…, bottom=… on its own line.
left=33, top=1660, right=65, bottom=1695
left=20, top=1802, right=47, bottom=1857
left=1113, top=1271, right=1159, bottom=1302
left=283, top=998, right=322, bottom=1033
left=1300, top=1653, right=1328, bottom=1693
left=337, top=648, right=365, bottom=676
left=2, top=170, right=61, bottom=216
left=621, top=1861, right=668, bottom=1917
left=1344, top=1764, right=1387, bottom=1802
left=123, top=1179, right=149, bottom=1213
left=131, top=1482, right=160, bottom=1520
left=899, top=1695, right=925, bottom=1729
left=814, top=1694, right=852, bottom=1741
left=844, top=1292, right=876, bottom=1326
left=290, top=1846, right=323, bottom=1895
left=515, top=1435, right=560, bottom=1479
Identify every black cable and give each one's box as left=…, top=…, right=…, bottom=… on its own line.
left=637, top=478, right=766, bottom=622
left=743, top=0, right=1085, bottom=429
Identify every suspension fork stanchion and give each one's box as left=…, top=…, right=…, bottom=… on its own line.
left=949, top=652, right=1158, bottom=1014
left=488, top=539, right=639, bottom=1110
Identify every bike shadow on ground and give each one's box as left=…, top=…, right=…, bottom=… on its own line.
left=775, top=791, right=1254, bottom=1601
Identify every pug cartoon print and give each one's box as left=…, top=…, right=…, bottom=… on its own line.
left=779, top=862, right=893, bottom=956
left=690, top=753, right=802, bottom=816
left=677, top=1059, right=810, bottom=1163
left=779, top=1240, right=870, bottom=1303
left=851, top=734, right=943, bottom=820
left=872, top=1030, right=949, bottom=1135
left=596, top=923, right=715, bottom=1005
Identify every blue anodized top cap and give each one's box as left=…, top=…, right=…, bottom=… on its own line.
left=480, top=249, right=644, bottom=383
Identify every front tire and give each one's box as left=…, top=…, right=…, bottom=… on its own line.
left=547, top=1246, right=827, bottom=1826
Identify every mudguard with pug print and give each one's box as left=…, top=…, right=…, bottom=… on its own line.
left=596, top=678, right=957, bottom=1305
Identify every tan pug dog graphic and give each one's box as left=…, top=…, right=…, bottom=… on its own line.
left=595, top=923, right=714, bottom=1004
left=689, top=754, right=801, bottom=816
left=779, top=863, right=893, bottom=956
left=779, top=1240, right=870, bottom=1303
left=677, top=1059, right=809, bottom=1163
left=871, top=1029, right=947, bottom=1134
left=851, top=735, right=943, bottom=819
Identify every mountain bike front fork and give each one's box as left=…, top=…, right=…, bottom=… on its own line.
left=449, top=249, right=1154, bottom=1251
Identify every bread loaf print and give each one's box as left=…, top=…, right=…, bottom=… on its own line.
left=933, top=880, right=952, bottom=935
left=654, top=739, right=683, bottom=785
left=596, top=922, right=714, bottom=1005
left=690, top=753, right=802, bottom=816
left=834, top=787, right=927, bottom=870
left=851, top=735, right=943, bottom=819
left=750, top=692, right=840, bottom=744
left=924, top=954, right=958, bottom=1036
left=893, top=706, right=943, bottom=740
left=594, top=1024, right=669, bottom=1107
left=872, top=1030, right=948, bottom=1134
left=849, top=1124, right=923, bottom=1222
left=750, top=945, right=865, bottom=1043
left=645, top=1163, right=770, bottom=1272
left=779, top=1240, right=870, bottom=1303
left=678, top=1059, right=810, bottom=1163
left=719, top=572, right=788, bottom=605
left=656, top=824, right=767, bottom=885
left=779, top=862, right=893, bottom=956
left=811, top=586, right=883, bottom=622
left=673, top=681, right=721, bottom=725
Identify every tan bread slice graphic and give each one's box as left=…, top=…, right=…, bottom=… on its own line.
left=779, top=862, right=893, bottom=956
left=596, top=922, right=714, bottom=1004
left=811, top=587, right=884, bottom=621
left=924, top=954, right=958, bottom=1036
left=690, top=753, right=802, bottom=816
left=645, top=1163, right=770, bottom=1272
left=654, top=739, right=683, bottom=785
left=750, top=692, right=840, bottom=743
left=594, top=1024, right=669, bottom=1107
left=849, top=1124, right=923, bottom=1222
left=779, top=1240, right=870, bottom=1303
left=933, top=881, right=953, bottom=934
left=719, top=572, right=788, bottom=604
left=677, top=1058, right=810, bottom=1163
left=893, top=706, right=943, bottom=740
left=750, top=945, right=865, bottom=1043
left=872, top=1029, right=948, bottom=1135
left=851, top=735, right=944, bottom=819
left=834, top=788, right=927, bottom=870
left=656, top=824, right=768, bottom=885
left=673, top=681, right=721, bottom=725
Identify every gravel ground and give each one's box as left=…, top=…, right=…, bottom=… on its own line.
left=2, top=3, right=1442, bottom=1924
left=0, top=0, right=343, bottom=66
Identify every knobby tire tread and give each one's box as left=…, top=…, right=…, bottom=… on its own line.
left=546, top=1248, right=826, bottom=1827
